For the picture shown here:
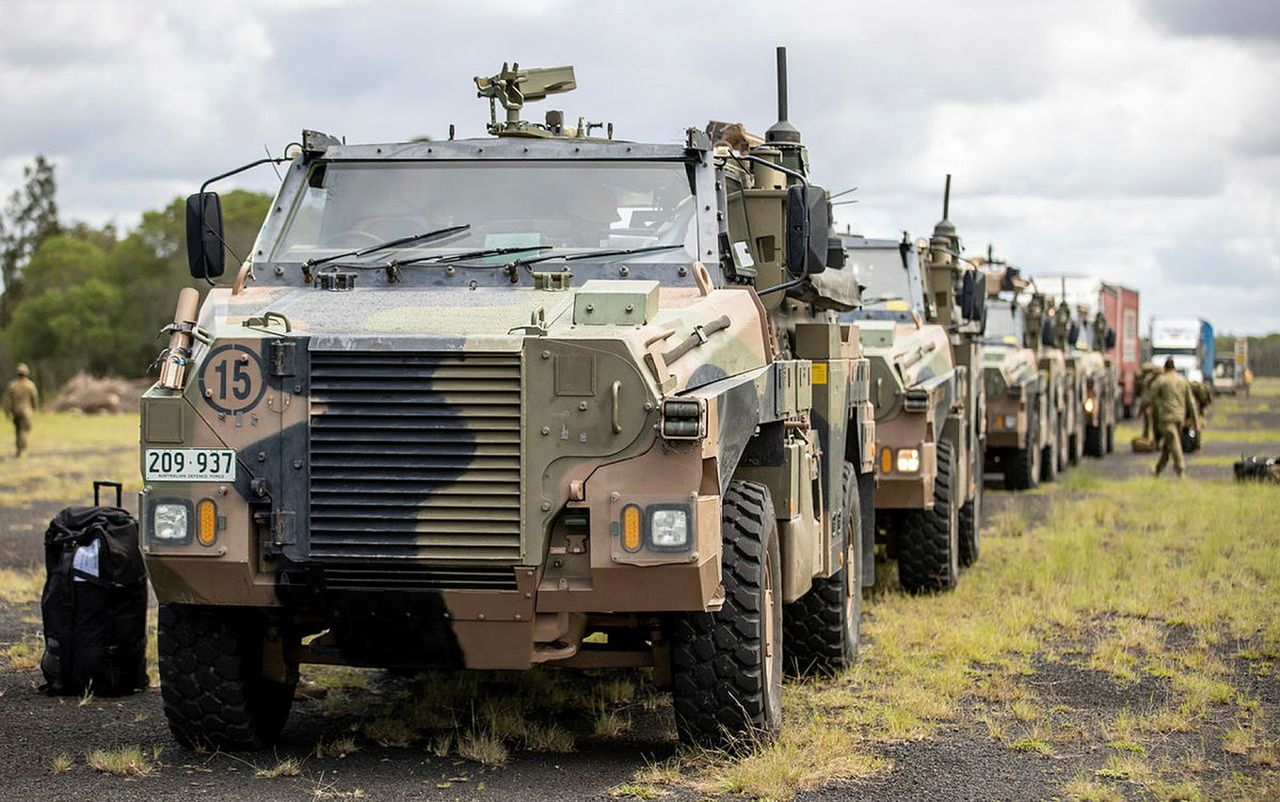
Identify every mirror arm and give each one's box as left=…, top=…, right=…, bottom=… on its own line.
left=199, top=157, right=290, bottom=194
left=193, top=156, right=290, bottom=286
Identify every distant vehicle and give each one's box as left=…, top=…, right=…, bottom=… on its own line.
left=1036, top=275, right=1139, bottom=418
left=1150, top=316, right=1214, bottom=384
left=1101, top=285, right=1140, bottom=417
left=980, top=293, right=1050, bottom=489
left=1212, top=337, right=1250, bottom=397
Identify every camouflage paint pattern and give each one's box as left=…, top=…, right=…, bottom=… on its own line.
left=140, top=79, right=876, bottom=673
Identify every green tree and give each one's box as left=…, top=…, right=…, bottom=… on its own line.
left=6, top=279, right=124, bottom=385
left=0, top=155, right=60, bottom=325
left=1, top=187, right=271, bottom=384
left=110, top=189, right=272, bottom=375
left=22, top=235, right=110, bottom=297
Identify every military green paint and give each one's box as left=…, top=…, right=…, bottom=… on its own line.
left=572, top=280, right=659, bottom=326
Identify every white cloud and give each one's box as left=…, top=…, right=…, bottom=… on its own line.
left=0, top=0, right=1277, bottom=332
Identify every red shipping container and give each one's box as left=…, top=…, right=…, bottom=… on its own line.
left=1101, top=284, right=1140, bottom=414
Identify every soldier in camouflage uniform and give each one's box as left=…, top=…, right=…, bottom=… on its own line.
left=3, top=363, right=39, bottom=458
left=1134, top=362, right=1160, bottom=440
left=1148, top=358, right=1197, bottom=478
left=1189, top=379, right=1212, bottom=421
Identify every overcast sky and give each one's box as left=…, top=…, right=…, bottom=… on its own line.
left=1, top=0, right=1277, bottom=333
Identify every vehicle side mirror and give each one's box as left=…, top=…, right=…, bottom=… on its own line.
left=960, top=270, right=986, bottom=324
left=826, top=237, right=846, bottom=270
left=186, top=192, right=225, bottom=280
left=786, top=184, right=828, bottom=277
left=972, top=273, right=987, bottom=330
left=1105, top=328, right=1117, bottom=350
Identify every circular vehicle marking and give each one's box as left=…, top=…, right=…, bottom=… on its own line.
left=199, top=344, right=267, bottom=415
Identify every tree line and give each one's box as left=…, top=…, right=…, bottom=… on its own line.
left=0, top=156, right=270, bottom=388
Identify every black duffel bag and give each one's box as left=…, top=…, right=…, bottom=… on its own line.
left=40, top=481, right=148, bottom=696
left=1180, top=426, right=1201, bottom=454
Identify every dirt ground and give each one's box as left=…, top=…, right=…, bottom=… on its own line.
left=0, top=387, right=1276, bottom=802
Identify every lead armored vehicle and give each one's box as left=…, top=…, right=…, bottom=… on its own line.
left=141, top=54, right=876, bottom=751
left=838, top=185, right=987, bottom=593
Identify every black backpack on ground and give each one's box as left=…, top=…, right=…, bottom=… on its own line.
left=40, top=481, right=148, bottom=697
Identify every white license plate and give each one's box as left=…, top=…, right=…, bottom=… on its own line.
left=144, top=449, right=237, bottom=482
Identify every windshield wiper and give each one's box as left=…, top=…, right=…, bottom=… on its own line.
left=301, top=224, right=470, bottom=280
left=455, top=243, right=686, bottom=272
left=393, top=245, right=553, bottom=267
left=364, top=245, right=555, bottom=284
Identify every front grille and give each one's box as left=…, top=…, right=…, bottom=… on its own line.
left=308, top=351, right=523, bottom=562
left=319, top=563, right=519, bottom=591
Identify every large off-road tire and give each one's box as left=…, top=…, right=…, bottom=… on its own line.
left=1040, top=430, right=1059, bottom=483
left=898, top=440, right=959, bottom=593
left=784, top=462, right=861, bottom=676
left=1005, top=400, right=1041, bottom=490
left=958, top=441, right=982, bottom=567
left=158, top=604, right=296, bottom=751
left=1069, top=415, right=1084, bottom=466
left=671, top=481, right=783, bottom=749
left=1084, top=423, right=1103, bottom=458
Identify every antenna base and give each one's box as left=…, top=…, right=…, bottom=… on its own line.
left=765, top=120, right=801, bottom=144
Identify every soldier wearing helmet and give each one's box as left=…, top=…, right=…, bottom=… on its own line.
left=4, top=363, right=39, bottom=458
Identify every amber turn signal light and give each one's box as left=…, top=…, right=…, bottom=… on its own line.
left=196, top=499, right=218, bottom=546
left=622, top=505, right=642, bottom=552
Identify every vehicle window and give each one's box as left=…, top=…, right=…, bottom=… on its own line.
left=984, top=303, right=1024, bottom=345
left=846, top=249, right=911, bottom=307
left=272, top=160, right=698, bottom=263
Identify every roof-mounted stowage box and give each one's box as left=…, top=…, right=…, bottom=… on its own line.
left=573, top=280, right=659, bottom=326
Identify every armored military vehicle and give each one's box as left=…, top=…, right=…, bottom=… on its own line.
left=141, top=53, right=877, bottom=751
left=838, top=185, right=987, bottom=594
left=1037, top=293, right=1075, bottom=477
left=979, top=270, right=1050, bottom=489
left=1070, top=308, right=1117, bottom=456
left=979, top=256, right=1086, bottom=482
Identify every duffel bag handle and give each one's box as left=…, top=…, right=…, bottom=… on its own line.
left=94, top=481, right=123, bottom=508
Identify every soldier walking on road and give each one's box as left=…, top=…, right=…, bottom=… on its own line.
left=1149, top=358, right=1197, bottom=478
left=4, top=363, right=39, bottom=458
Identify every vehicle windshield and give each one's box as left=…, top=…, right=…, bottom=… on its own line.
left=844, top=248, right=912, bottom=312
left=984, top=302, right=1025, bottom=345
left=271, top=160, right=698, bottom=263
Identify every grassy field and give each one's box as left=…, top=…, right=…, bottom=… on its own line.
left=0, top=411, right=140, bottom=507
left=617, top=479, right=1279, bottom=801
left=615, top=382, right=1280, bottom=801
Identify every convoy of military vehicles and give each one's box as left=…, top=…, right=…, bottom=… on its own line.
left=138, top=52, right=1134, bottom=752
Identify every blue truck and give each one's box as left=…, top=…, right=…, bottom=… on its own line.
left=1149, top=316, right=1214, bottom=384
